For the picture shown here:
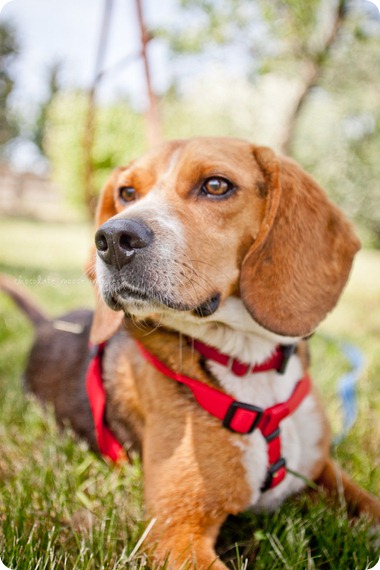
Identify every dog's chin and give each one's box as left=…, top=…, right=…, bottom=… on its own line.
left=104, top=287, right=221, bottom=320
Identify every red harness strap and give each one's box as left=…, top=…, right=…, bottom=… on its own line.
left=86, top=339, right=311, bottom=492
left=191, top=339, right=295, bottom=376
left=136, top=341, right=311, bottom=491
left=86, top=343, right=126, bottom=462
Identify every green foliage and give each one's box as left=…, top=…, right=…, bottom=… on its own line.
left=45, top=91, right=146, bottom=212
left=260, top=0, right=321, bottom=53
left=157, top=0, right=260, bottom=54
left=0, top=20, right=20, bottom=148
left=158, top=0, right=380, bottom=245
left=292, top=26, right=380, bottom=246
left=158, top=0, right=326, bottom=70
left=91, top=102, right=147, bottom=193
left=32, top=61, right=62, bottom=155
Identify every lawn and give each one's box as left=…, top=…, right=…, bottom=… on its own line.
left=0, top=217, right=379, bottom=569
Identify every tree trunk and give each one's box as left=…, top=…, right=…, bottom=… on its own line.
left=135, top=0, right=163, bottom=148
left=83, top=0, right=114, bottom=218
left=280, top=0, right=348, bottom=156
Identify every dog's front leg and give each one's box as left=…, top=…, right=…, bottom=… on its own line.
left=142, top=461, right=230, bottom=569
left=145, top=513, right=228, bottom=570
left=141, top=416, right=250, bottom=569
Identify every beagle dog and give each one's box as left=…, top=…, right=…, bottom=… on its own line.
left=6, top=137, right=379, bottom=569
left=83, top=137, right=380, bottom=568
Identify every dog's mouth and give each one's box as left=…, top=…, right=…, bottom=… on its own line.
left=192, top=294, right=221, bottom=317
left=106, top=285, right=221, bottom=318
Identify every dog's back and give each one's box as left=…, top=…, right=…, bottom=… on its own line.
left=0, top=275, right=97, bottom=449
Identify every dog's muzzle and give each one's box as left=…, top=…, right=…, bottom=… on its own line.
left=95, top=218, right=154, bottom=270
left=95, top=216, right=221, bottom=318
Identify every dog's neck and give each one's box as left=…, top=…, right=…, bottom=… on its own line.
left=156, top=297, right=300, bottom=366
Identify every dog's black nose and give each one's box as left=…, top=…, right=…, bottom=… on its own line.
left=95, top=219, right=154, bottom=268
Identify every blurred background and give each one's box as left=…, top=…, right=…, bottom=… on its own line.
left=0, top=0, right=380, bottom=239
left=0, top=2, right=380, bottom=567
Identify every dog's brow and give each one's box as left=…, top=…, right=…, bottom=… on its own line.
left=161, top=148, right=182, bottom=181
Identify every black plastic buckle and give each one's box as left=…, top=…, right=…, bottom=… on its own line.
left=264, top=427, right=280, bottom=443
left=278, top=344, right=296, bottom=374
left=222, top=401, right=263, bottom=434
left=261, top=457, right=287, bottom=492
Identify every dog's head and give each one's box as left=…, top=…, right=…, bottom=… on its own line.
left=86, top=137, right=360, bottom=344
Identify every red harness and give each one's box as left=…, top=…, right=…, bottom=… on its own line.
left=86, top=340, right=311, bottom=491
left=86, top=343, right=125, bottom=462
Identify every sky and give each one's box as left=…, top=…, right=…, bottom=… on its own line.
left=1, top=0, right=380, bottom=169
left=0, top=0, right=179, bottom=168
left=0, top=0, right=175, bottom=110
left=1, top=0, right=380, bottom=108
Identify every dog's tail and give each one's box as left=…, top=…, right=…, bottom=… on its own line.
left=0, top=274, right=49, bottom=327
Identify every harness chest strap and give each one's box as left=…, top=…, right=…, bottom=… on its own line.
left=135, top=341, right=312, bottom=492
left=86, top=340, right=311, bottom=491
left=86, top=343, right=126, bottom=462
left=191, top=339, right=295, bottom=376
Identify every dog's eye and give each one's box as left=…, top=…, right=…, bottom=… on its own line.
left=201, top=177, right=233, bottom=197
left=119, top=186, right=136, bottom=203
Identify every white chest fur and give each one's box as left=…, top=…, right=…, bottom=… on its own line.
left=159, top=297, right=325, bottom=511
left=208, top=354, right=324, bottom=511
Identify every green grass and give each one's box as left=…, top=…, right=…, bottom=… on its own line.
left=0, top=217, right=380, bottom=569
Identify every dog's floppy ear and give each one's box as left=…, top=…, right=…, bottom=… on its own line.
left=240, top=146, right=360, bottom=338
left=85, top=168, right=125, bottom=345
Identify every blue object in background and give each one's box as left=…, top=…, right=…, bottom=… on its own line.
left=334, top=340, right=365, bottom=443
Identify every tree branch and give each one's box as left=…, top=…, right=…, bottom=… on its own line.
left=280, top=0, right=348, bottom=155
left=83, top=0, right=114, bottom=217
left=134, top=0, right=163, bottom=147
